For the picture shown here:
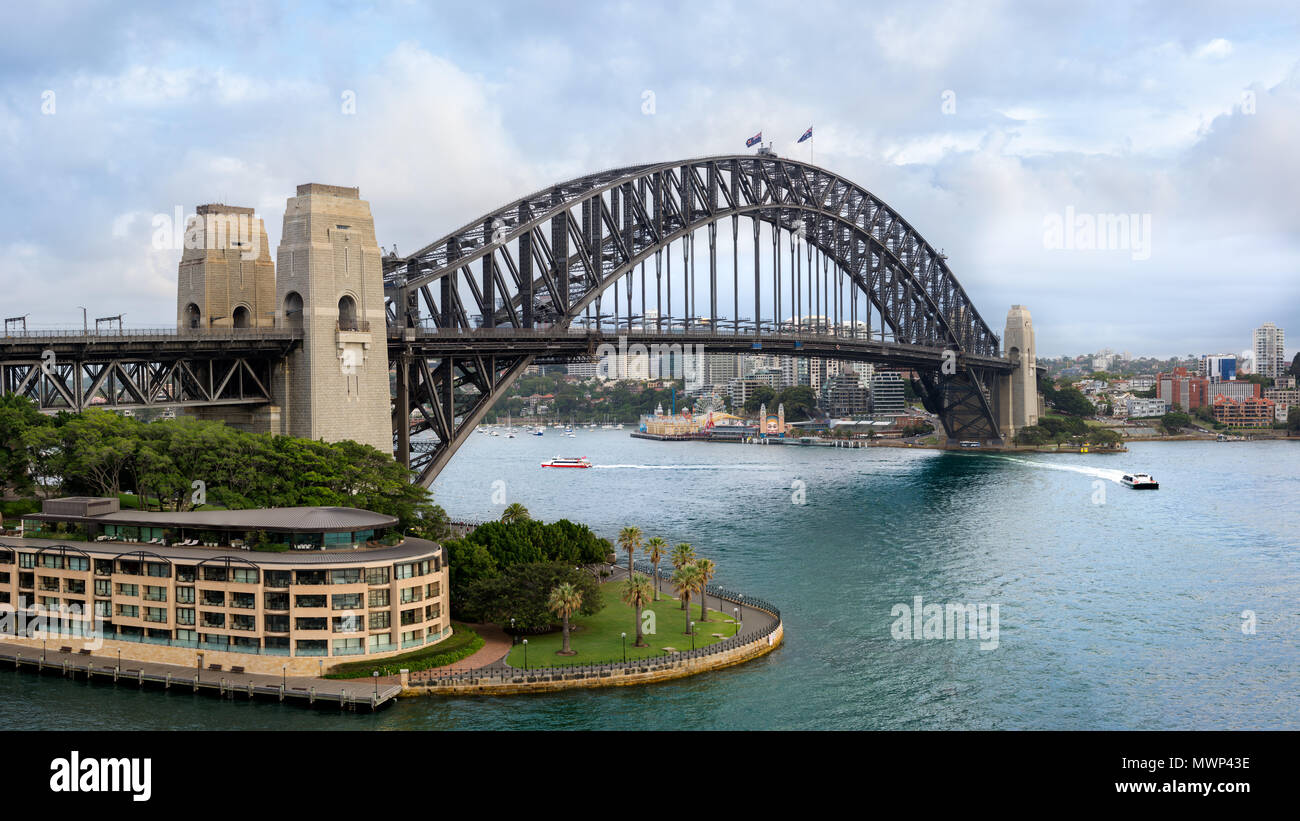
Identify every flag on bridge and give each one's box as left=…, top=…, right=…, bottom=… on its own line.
left=797, top=126, right=813, bottom=143
left=745, top=132, right=762, bottom=147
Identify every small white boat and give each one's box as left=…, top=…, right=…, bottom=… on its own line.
left=1121, top=473, right=1159, bottom=490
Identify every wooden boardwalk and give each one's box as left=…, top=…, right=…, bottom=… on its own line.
left=0, top=642, right=400, bottom=712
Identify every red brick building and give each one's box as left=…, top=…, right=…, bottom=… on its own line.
left=1211, top=394, right=1276, bottom=427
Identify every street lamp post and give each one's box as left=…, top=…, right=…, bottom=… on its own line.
left=621, top=632, right=627, bottom=664
left=522, top=639, right=528, bottom=670
left=116, top=648, right=121, bottom=672
left=690, top=621, right=696, bottom=651
left=42, top=640, right=46, bottom=662
left=282, top=665, right=286, bottom=689
left=372, top=670, right=379, bottom=696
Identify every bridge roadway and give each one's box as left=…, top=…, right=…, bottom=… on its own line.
left=389, top=325, right=1017, bottom=372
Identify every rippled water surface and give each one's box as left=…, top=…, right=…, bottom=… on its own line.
left=2, top=433, right=1296, bottom=730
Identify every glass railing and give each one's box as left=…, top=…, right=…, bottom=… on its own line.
left=401, top=638, right=423, bottom=649
left=333, top=647, right=364, bottom=656
left=294, top=647, right=328, bottom=657
left=262, top=646, right=290, bottom=657
left=369, top=643, right=397, bottom=653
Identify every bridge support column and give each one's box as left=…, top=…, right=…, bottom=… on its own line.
left=996, top=304, right=1040, bottom=441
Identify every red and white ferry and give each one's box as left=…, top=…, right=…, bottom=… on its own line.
left=541, top=456, right=592, bottom=468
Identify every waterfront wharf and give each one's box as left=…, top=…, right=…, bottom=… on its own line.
left=0, top=641, right=399, bottom=712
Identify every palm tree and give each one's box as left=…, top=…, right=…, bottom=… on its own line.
left=695, top=557, right=716, bottom=622
left=671, top=543, right=695, bottom=609
left=617, top=526, right=643, bottom=574
left=620, top=574, right=654, bottom=647
left=547, top=582, right=583, bottom=656
left=645, top=537, right=668, bottom=600
left=500, top=503, right=530, bottom=524
left=671, top=564, right=703, bottom=635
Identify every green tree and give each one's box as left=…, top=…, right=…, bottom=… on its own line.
left=1050, top=386, right=1095, bottom=417
left=620, top=574, right=654, bottom=647
left=672, top=563, right=703, bottom=635
left=1159, top=411, right=1192, bottom=435
left=645, top=536, right=668, bottom=600
left=501, top=503, right=530, bottom=524
left=775, top=386, right=818, bottom=420
left=547, top=582, right=584, bottom=655
left=0, top=395, right=49, bottom=495
left=695, top=557, right=716, bottom=622
left=1288, top=406, right=1300, bottom=433
left=617, top=525, right=643, bottom=572
left=743, top=386, right=777, bottom=415
left=670, top=543, right=695, bottom=610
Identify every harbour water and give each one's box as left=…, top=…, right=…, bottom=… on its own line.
left=1, top=432, right=1296, bottom=730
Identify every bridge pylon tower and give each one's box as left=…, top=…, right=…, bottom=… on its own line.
left=273, top=184, right=392, bottom=453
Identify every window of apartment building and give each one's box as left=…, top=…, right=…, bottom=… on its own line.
left=231, top=614, right=255, bottom=631
left=333, top=638, right=363, bottom=656
left=367, top=633, right=394, bottom=651
left=264, top=592, right=289, bottom=611
left=425, top=581, right=440, bottom=599
left=40, top=596, right=59, bottom=608
left=230, top=592, right=256, bottom=609
left=295, top=594, right=326, bottom=608
left=401, top=629, right=424, bottom=647
left=116, top=583, right=138, bottom=597
left=116, top=604, right=138, bottom=619
left=143, top=585, right=167, bottom=602
left=0, top=550, right=11, bottom=565
left=295, top=639, right=327, bottom=656
left=264, top=614, right=289, bottom=633
left=18, top=572, right=33, bottom=589
left=230, top=568, right=258, bottom=585
left=332, top=593, right=362, bottom=610
left=332, top=614, right=363, bottom=633
left=176, top=565, right=196, bottom=583
left=93, top=579, right=110, bottom=597
left=38, top=576, right=59, bottom=592
left=144, top=607, right=167, bottom=624
left=67, top=557, right=89, bottom=572
left=116, top=560, right=141, bottom=576
left=365, top=567, right=389, bottom=586
left=329, top=569, right=361, bottom=585
left=264, top=636, right=289, bottom=652
left=200, top=612, right=225, bottom=629
left=176, top=608, right=195, bottom=625
left=176, top=586, right=195, bottom=604
left=367, top=589, right=389, bottom=608
left=175, top=629, right=197, bottom=645
left=145, top=562, right=169, bottom=578
left=39, top=554, right=62, bottom=569
left=264, top=570, right=291, bottom=588
left=400, top=607, right=421, bottom=626
left=295, top=617, right=327, bottom=631
left=369, top=611, right=390, bottom=630
left=424, top=603, right=440, bottom=621
left=201, top=566, right=227, bottom=582
left=400, top=586, right=422, bottom=604
left=64, top=578, right=85, bottom=595
left=94, top=601, right=111, bottom=618
left=18, top=553, right=35, bottom=569
left=200, top=590, right=225, bottom=607
left=0, top=592, right=9, bottom=604
left=394, top=562, right=418, bottom=580
left=93, top=559, right=113, bottom=576
left=0, top=572, right=8, bottom=585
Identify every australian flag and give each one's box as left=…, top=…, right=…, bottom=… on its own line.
left=797, top=126, right=813, bottom=143
left=745, top=131, right=762, bottom=147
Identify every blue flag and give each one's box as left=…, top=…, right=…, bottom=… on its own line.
left=797, top=126, right=813, bottom=143
left=745, top=132, right=762, bottom=147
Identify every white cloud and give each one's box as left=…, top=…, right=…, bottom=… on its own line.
left=1195, top=38, right=1233, bottom=60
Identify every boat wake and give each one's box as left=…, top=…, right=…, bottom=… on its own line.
left=989, top=455, right=1129, bottom=484
left=592, top=463, right=775, bottom=471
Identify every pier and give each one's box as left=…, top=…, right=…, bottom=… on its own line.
left=0, top=642, right=400, bottom=712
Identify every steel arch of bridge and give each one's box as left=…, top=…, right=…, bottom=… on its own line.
left=384, top=155, right=1010, bottom=485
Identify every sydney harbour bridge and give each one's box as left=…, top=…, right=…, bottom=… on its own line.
left=0, top=154, right=1040, bottom=488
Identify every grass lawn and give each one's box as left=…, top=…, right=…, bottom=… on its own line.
left=504, top=581, right=739, bottom=668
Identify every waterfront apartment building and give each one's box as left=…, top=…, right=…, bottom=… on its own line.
left=870, top=371, right=906, bottom=415
left=1253, top=323, right=1286, bottom=379
left=1125, top=397, right=1170, bottom=418
left=822, top=375, right=871, bottom=417
left=0, top=499, right=449, bottom=675
left=1211, top=394, right=1276, bottom=428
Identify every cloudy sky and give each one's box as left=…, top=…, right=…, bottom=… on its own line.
left=1, top=0, right=1297, bottom=358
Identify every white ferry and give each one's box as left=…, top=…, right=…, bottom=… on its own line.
left=541, top=456, right=592, bottom=468
left=1121, top=473, right=1159, bottom=490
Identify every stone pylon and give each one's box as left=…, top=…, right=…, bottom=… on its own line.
left=999, top=304, right=1039, bottom=438
left=273, top=184, right=392, bottom=454
left=176, top=204, right=275, bottom=330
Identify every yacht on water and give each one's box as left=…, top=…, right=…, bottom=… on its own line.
left=541, top=456, right=592, bottom=468
left=1121, top=473, right=1159, bottom=490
